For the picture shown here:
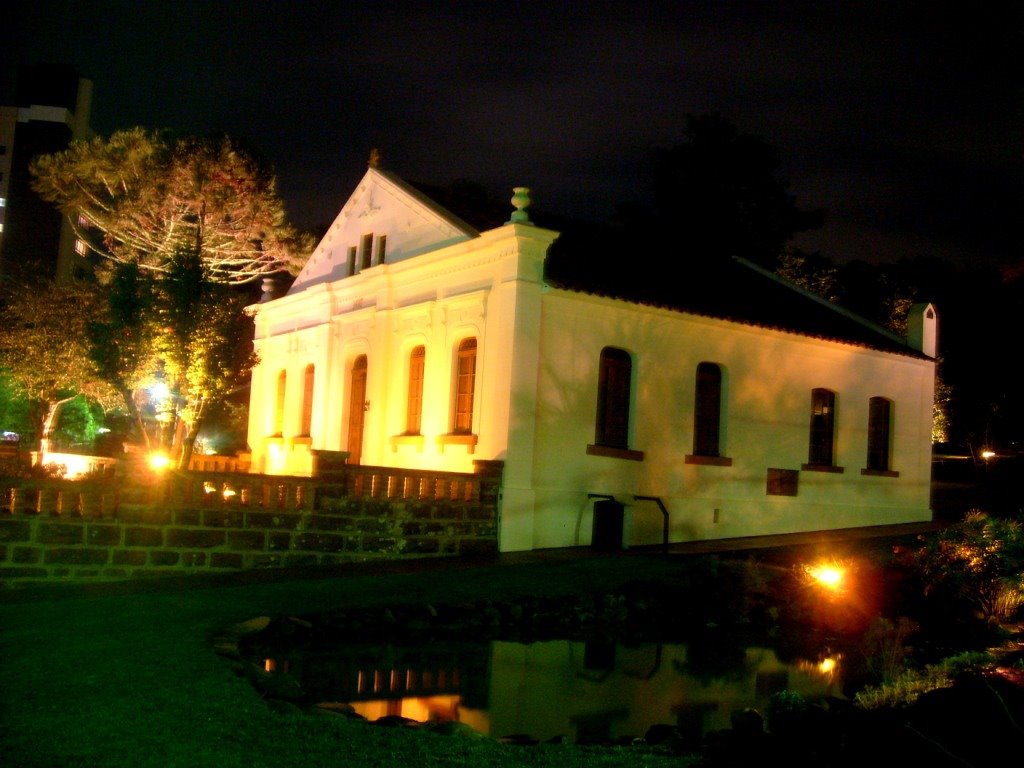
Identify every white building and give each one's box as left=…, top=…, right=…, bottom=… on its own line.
left=246, top=163, right=937, bottom=552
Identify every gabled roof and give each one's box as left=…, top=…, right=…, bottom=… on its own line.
left=287, top=166, right=926, bottom=358
left=288, top=166, right=479, bottom=294
left=543, top=223, right=925, bottom=358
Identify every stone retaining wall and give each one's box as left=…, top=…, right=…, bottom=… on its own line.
left=0, top=451, right=502, bottom=589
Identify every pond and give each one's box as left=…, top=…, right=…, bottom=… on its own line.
left=230, top=555, right=890, bottom=746
left=247, top=635, right=846, bottom=746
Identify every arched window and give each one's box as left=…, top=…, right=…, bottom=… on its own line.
left=808, top=388, right=836, bottom=466
left=453, top=338, right=477, bottom=434
left=596, top=347, right=632, bottom=449
left=406, top=346, right=425, bottom=435
left=866, top=396, right=892, bottom=471
left=693, top=362, right=723, bottom=457
left=273, top=370, right=286, bottom=436
left=300, top=364, right=315, bottom=437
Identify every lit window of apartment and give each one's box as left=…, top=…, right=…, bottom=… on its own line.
left=74, top=239, right=88, bottom=256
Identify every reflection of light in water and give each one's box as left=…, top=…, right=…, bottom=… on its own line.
left=796, top=654, right=841, bottom=685
left=349, top=694, right=462, bottom=723
left=263, top=658, right=290, bottom=673
left=256, top=642, right=845, bottom=744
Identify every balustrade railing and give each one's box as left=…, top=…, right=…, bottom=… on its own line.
left=0, top=456, right=499, bottom=517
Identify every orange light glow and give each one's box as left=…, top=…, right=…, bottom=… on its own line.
left=805, top=560, right=846, bottom=592
left=148, top=452, right=171, bottom=471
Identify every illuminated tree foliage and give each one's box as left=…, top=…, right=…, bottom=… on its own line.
left=0, top=280, right=120, bottom=456
left=155, top=243, right=258, bottom=468
left=30, top=127, right=313, bottom=285
left=901, top=511, right=1024, bottom=624
left=85, top=262, right=161, bottom=449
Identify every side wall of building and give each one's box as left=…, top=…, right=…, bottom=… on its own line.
left=499, top=289, right=934, bottom=551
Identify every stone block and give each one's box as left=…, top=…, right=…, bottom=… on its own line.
left=180, top=552, right=207, bottom=567
left=465, top=506, right=496, bottom=521
left=304, top=514, right=351, bottom=531
left=44, top=548, right=110, bottom=565
left=293, top=532, right=350, bottom=552
left=267, top=532, right=292, bottom=551
left=408, top=503, right=438, bottom=520
left=173, top=509, right=201, bottom=526
left=0, top=519, right=31, bottom=542
left=86, top=525, right=122, bottom=546
left=360, top=536, right=401, bottom=554
left=12, top=546, right=41, bottom=563
left=203, top=508, right=245, bottom=528
left=210, top=552, right=244, bottom=569
left=244, top=511, right=302, bottom=530
left=165, top=528, right=226, bottom=548
left=227, top=530, right=266, bottom=550
left=404, top=537, right=441, bottom=554
left=125, top=527, right=163, bottom=547
left=284, top=554, right=319, bottom=567
left=38, top=522, right=85, bottom=545
left=457, top=538, right=498, bottom=557
left=0, top=566, right=49, bottom=578
left=112, top=550, right=147, bottom=566
left=149, top=550, right=179, bottom=566
left=116, top=506, right=173, bottom=525
left=249, top=553, right=285, bottom=569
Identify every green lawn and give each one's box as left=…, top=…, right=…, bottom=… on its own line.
left=1, top=554, right=705, bottom=767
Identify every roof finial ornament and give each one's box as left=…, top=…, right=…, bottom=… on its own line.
left=508, top=186, right=531, bottom=224
left=368, top=148, right=382, bottom=168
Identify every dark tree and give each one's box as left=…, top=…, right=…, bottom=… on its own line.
left=546, top=113, right=823, bottom=298
left=643, top=113, right=823, bottom=271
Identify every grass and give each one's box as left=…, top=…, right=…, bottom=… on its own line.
left=0, top=554, right=707, bottom=768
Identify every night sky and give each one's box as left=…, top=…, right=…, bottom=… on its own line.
left=6, top=1, right=1022, bottom=270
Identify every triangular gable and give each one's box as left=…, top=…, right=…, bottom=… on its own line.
left=288, top=166, right=479, bottom=294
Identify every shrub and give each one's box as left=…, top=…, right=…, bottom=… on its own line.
left=854, top=651, right=993, bottom=710
left=898, top=510, right=1024, bottom=623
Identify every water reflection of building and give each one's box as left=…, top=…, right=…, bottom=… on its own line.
left=264, top=641, right=491, bottom=725
left=258, top=639, right=843, bottom=744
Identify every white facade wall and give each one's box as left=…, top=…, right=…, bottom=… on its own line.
left=506, top=290, right=934, bottom=551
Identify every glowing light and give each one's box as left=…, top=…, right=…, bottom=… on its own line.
left=805, top=560, right=846, bottom=592
left=149, top=381, right=170, bottom=401
left=981, top=449, right=996, bottom=460
left=818, top=657, right=837, bottom=674
left=148, top=452, right=171, bottom=471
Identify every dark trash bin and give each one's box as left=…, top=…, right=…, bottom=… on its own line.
left=592, top=498, right=625, bottom=551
